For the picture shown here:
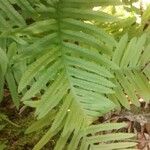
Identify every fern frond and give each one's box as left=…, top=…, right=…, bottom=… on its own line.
left=0, top=0, right=26, bottom=27
left=0, top=0, right=138, bottom=149
left=0, top=39, right=24, bottom=107
left=111, top=33, right=150, bottom=109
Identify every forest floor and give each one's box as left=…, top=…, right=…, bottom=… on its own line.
left=0, top=89, right=150, bottom=150
left=0, top=89, right=56, bottom=150
left=94, top=102, right=150, bottom=150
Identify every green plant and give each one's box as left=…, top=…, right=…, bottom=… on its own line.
left=0, top=0, right=149, bottom=150
left=0, top=40, right=23, bottom=108
left=109, top=33, right=150, bottom=109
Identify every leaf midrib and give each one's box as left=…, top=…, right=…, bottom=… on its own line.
left=55, top=1, right=88, bottom=122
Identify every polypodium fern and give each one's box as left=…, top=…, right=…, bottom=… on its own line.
left=0, top=39, right=23, bottom=108
left=26, top=121, right=136, bottom=150
left=0, top=0, right=138, bottom=150
left=17, top=1, right=119, bottom=149
left=110, top=33, right=150, bottom=109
